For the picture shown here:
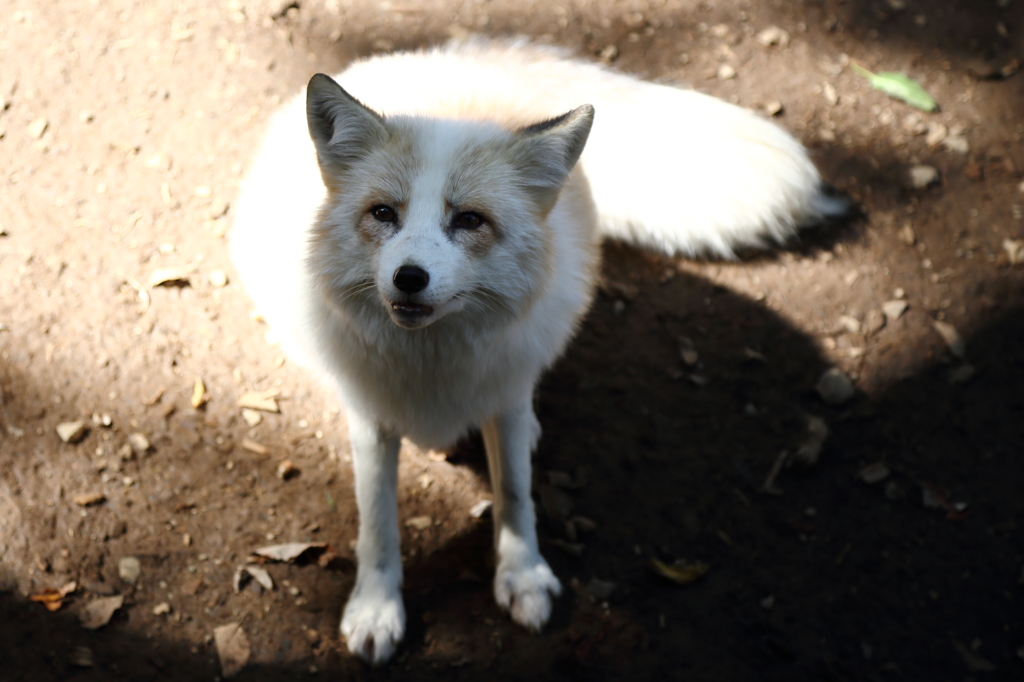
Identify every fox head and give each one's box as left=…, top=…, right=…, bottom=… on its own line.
left=304, top=73, right=593, bottom=331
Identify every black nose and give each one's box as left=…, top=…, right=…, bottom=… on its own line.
left=393, top=265, right=430, bottom=294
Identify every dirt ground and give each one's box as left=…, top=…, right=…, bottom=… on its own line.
left=2, top=0, right=1024, bottom=679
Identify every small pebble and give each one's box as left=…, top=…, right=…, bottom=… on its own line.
left=755, top=26, right=790, bottom=47
left=127, top=432, right=151, bottom=455
left=925, top=123, right=947, bottom=146
left=717, top=64, right=737, bottom=80
left=1003, top=239, right=1024, bottom=265
left=931, top=320, right=966, bottom=358
left=405, top=515, right=432, bottom=531
left=241, top=408, right=263, bottom=427
left=816, top=367, right=855, bottom=405
left=838, top=315, right=861, bottom=334
left=57, top=420, right=88, bottom=444
left=898, top=223, right=916, bottom=246
left=948, top=364, right=975, bottom=385
left=208, top=270, right=229, bottom=287
left=70, top=646, right=95, bottom=668
left=118, top=556, right=141, bottom=585
left=943, top=134, right=969, bottom=155
left=882, top=300, right=909, bottom=321
left=859, top=462, right=891, bottom=484
left=909, top=165, right=939, bottom=189
left=27, top=117, right=48, bottom=139
left=598, top=44, right=619, bottom=63
left=276, top=459, right=298, bottom=480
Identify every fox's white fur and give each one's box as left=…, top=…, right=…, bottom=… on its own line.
left=230, top=38, right=845, bottom=664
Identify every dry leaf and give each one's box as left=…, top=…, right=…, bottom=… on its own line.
left=931, top=320, right=966, bottom=358
left=241, top=438, right=269, bottom=455
left=238, top=390, right=280, bottom=413
left=80, top=595, right=124, bottom=629
left=73, top=492, right=106, bottom=507
left=251, top=542, right=328, bottom=563
left=233, top=565, right=275, bottom=593
left=214, top=623, right=251, bottom=678
left=649, top=558, right=710, bottom=585
left=405, top=515, right=432, bottom=531
left=148, top=267, right=192, bottom=288
left=31, top=581, right=77, bottom=612
left=191, top=378, right=208, bottom=408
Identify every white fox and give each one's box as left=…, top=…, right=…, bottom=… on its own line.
left=230, top=37, right=846, bottom=664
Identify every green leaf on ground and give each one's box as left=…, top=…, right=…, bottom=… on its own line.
left=851, top=63, right=937, bottom=111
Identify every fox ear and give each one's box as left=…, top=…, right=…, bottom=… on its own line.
left=512, top=105, right=594, bottom=207
left=306, top=73, right=388, bottom=171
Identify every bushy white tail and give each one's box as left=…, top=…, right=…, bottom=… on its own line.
left=335, top=38, right=848, bottom=258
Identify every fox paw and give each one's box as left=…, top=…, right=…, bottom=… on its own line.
left=341, top=589, right=405, bottom=664
left=494, top=557, right=562, bottom=631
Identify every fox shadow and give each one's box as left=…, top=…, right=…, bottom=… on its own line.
left=2, top=241, right=1024, bottom=681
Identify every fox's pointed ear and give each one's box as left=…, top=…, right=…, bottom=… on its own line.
left=512, top=105, right=594, bottom=208
left=306, top=73, right=388, bottom=171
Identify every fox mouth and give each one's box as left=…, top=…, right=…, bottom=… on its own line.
left=390, top=301, right=435, bottom=317
left=387, top=299, right=437, bottom=330
left=385, top=294, right=465, bottom=329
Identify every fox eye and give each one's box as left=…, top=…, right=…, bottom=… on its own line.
left=452, top=211, right=484, bottom=230
left=371, top=205, right=397, bottom=223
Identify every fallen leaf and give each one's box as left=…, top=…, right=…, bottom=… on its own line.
left=469, top=499, right=493, bottom=519
left=251, top=542, right=328, bottom=563
left=31, top=581, right=77, bottom=612
left=405, top=515, right=432, bottom=531
left=649, top=558, right=710, bottom=585
left=792, top=415, right=829, bottom=467
left=142, top=388, right=165, bottom=406
left=245, top=566, right=274, bottom=591
left=1003, top=239, right=1024, bottom=265
left=859, top=463, right=891, bottom=484
left=73, top=492, right=106, bottom=507
left=79, top=595, right=124, bottom=629
left=549, top=539, right=585, bottom=555
left=241, top=438, right=269, bottom=455
left=931, top=320, right=966, bottom=358
left=214, top=623, right=251, bottom=678
left=238, top=390, right=280, bottom=413
left=148, top=267, right=192, bottom=288
left=921, top=482, right=970, bottom=520
left=70, top=645, right=94, bottom=668
left=233, top=565, right=275, bottom=593
left=191, top=378, right=208, bottom=409
left=953, top=641, right=997, bottom=672
left=851, top=64, right=937, bottom=111
left=32, top=590, right=60, bottom=610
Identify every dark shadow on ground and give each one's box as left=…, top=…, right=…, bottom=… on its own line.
left=4, top=242, right=1022, bottom=680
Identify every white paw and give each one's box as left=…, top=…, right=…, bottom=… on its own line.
left=340, top=585, right=405, bottom=665
left=494, top=556, right=562, bottom=631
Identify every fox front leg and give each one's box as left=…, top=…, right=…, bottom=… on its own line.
left=339, top=410, right=405, bottom=664
left=481, top=400, right=562, bottom=630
